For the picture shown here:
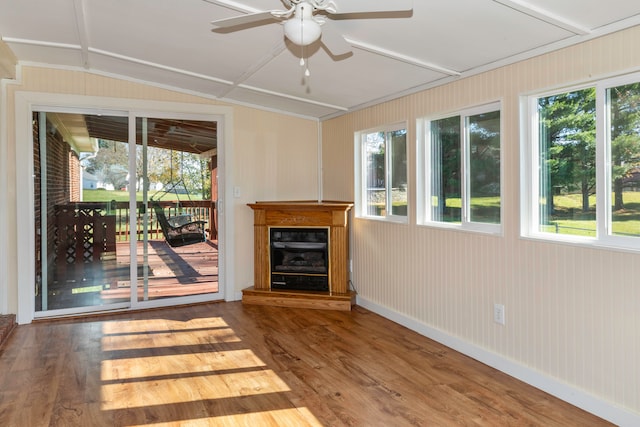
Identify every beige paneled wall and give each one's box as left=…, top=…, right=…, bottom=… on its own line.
left=2, top=66, right=319, bottom=312
left=322, top=26, right=640, bottom=418
left=231, top=105, right=319, bottom=290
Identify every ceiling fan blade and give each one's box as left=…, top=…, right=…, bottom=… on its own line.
left=330, top=0, right=412, bottom=14
left=202, top=0, right=262, bottom=14
left=211, top=11, right=278, bottom=29
left=321, top=25, right=352, bottom=56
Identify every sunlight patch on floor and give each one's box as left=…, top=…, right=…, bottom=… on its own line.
left=101, top=327, right=241, bottom=351
left=99, top=315, right=314, bottom=423
left=101, top=349, right=267, bottom=380
left=126, top=407, right=323, bottom=427
left=101, top=316, right=231, bottom=334
left=101, top=369, right=290, bottom=411
left=212, top=408, right=323, bottom=427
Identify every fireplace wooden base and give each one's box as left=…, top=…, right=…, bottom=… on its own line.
left=245, top=201, right=355, bottom=311
left=242, top=287, right=356, bottom=311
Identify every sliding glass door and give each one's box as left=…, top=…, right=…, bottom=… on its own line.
left=33, top=109, right=220, bottom=317
left=134, top=116, right=219, bottom=305
left=34, top=111, right=130, bottom=313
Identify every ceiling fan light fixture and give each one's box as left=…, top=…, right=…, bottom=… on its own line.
left=283, top=16, right=321, bottom=46
left=283, top=3, right=322, bottom=46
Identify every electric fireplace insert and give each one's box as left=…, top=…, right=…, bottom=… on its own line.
left=269, top=227, right=329, bottom=291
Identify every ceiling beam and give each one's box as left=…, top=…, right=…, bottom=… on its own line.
left=492, top=0, right=590, bottom=35
left=88, top=47, right=235, bottom=86
left=2, top=37, right=80, bottom=50
left=73, top=0, right=90, bottom=69
left=235, top=83, right=349, bottom=111
left=217, top=40, right=287, bottom=98
left=344, top=38, right=460, bottom=76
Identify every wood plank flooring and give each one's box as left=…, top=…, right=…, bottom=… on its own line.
left=0, top=302, right=612, bottom=426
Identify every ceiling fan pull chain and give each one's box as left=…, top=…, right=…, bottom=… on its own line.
left=300, top=8, right=305, bottom=66
left=299, top=48, right=310, bottom=76
left=299, top=8, right=310, bottom=76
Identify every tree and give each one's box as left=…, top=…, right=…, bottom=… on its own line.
left=85, top=139, right=129, bottom=190
left=469, top=111, right=501, bottom=196
left=609, top=82, right=640, bottom=210
left=538, top=88, right=596, bottom=214
left=84, top=142, right=211, bottom=200
left=431, top=116, right=461, bottom=221
left=145, top=148, right=210, bottom=200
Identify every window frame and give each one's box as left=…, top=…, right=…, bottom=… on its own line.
left=417, top=102, right=503, bottom=234
left=354, top=122, right=409, bottom=223
left=521, top=71, right=640, bottom=251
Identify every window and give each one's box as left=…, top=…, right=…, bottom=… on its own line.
left=419, top=103, right=502, bottom=233
left=355, top=124, right=407, bottom=221
left=606, top=81, right=640, bottom=240
left=523, top=74, right=640, bottom=249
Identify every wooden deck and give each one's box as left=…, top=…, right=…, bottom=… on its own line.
left=43, top=240, right=218, bottom=311
left=102, top=240, right=219, bottom=299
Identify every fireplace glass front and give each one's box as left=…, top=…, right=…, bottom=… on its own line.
left=269, top=227, right=329, bottom=291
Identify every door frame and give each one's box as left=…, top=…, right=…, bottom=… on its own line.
left=15, top=92, right=235, bottom=324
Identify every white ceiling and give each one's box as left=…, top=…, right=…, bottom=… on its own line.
left=1, top=0, right=640, bottom=120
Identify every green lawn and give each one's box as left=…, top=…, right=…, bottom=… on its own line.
left=438, top=192, right=640, bottom=236
left=541, top=192, right=640, bottom=236
left=82, top=189, right=205, bottom=202
left=82, top=189, right=130, bottom=202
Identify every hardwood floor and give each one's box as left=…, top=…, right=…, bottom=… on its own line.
left=0, top=302, right=612, bottom=426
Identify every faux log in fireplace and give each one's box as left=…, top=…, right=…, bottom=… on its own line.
left=243, top=201, right=355, bottom=311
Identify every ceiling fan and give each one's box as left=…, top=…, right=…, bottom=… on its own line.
left=209, top=0, right=413, bottom=57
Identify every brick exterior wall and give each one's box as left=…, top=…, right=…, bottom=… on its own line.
left=33, top=114, right=80, bottom=305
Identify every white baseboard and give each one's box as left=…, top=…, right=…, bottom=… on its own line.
left=356, top=296, right=640, bottom=427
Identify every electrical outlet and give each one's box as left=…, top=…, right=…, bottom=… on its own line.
left=493, top=303, right=505, bottom=325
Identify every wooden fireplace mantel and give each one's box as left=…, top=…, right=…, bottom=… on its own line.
left=243, top=200, right=355, bottom=311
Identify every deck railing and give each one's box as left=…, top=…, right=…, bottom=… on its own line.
left=111, top=200, right=215, bottom=241
left=56, top=201, right=216, bottom=245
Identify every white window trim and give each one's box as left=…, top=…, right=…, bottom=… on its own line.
left=521, top=71, right=640, bottom=252
left=354, top=122, right=408, bottom=223
left=417, top=102, right=503, bottom=235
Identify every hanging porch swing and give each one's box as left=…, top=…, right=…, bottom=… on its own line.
left=150, top=151, right=207, bottom=248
